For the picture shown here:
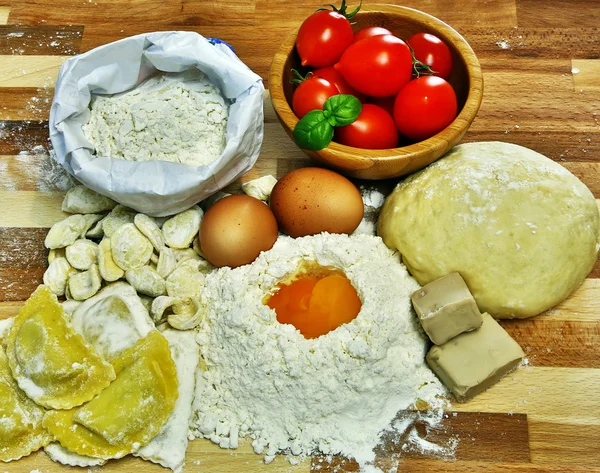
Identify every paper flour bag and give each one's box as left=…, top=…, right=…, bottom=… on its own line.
left=49, top=31, right=264, bottom=216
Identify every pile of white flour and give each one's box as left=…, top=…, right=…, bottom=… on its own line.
left=83, top=71, right=228, bottom=166
left=192, top=233, right=446, bottom=470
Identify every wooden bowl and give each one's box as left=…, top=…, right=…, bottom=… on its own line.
left=269, top=4, right=483, bottom=180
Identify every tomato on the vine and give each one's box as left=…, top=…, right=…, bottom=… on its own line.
left=393, top=76, right=457, bottom=142
left=312, top=66, right=366, bottom=102
left=407, top=32, right=453, bottom=80
left=292, top=76, right=339, bottom=119
left=335, top=104, right=398, bottom=149
left=352, top=26, right=393, bottom=43
left=334, top=35, right=413, bottom=97
left=296, top=1, right=360, bottom=68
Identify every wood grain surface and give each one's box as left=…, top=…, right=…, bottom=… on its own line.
left=0, top=0, right=599, bottom=472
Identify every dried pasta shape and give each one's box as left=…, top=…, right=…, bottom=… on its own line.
left=241, top=175, right=278, bottom=201
left=45, top=215, right=86, bottom=249
left=167, top=298, right=204, bottom=331
left=111, top=223, right=153, bottom=271
left=5, top=285, right=116, bottom=410
left=0, top=346, right=53, bottom=462
left=43, top=331, right=178, bottom=460
left=172, top=247, right=202, bottom=263
left=157, top=247, right=177, bottom=279
left=70, top=282, right=154, bottom=361
left=68, top=264, right=102, bottom=301
left=66, top=239, right=99, bottom=270
left=43, top=257, right=76, bottom=296
left=80, top=214, right=105, bottom=238
left=125, top=265, right=166, bottom=297
left=47, top=247, right=66, bottom=264
left=98, top=237, right=125, bottom=282
left=135, top=214, right=165, bottom=252
left=102, top=205, right=136, bottom=238
left=62, top=185, right=117, bottom=214
left=166, top=259, right=210, bottom=299
left=85, top=216, right=105, bottom=239
left=150, top=296, right=179, bottom=323
left=162, top=206, right=203, bottom=249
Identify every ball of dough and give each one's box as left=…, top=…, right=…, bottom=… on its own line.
left=378, top=142, right=599, bottom=319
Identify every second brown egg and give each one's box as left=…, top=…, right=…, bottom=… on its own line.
left=269, top=167, right=364, bottom=238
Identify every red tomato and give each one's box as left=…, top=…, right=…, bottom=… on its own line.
left=368, top=95, right=396, bottom=116
left=312, top=66, right=366, bottom=102
left=296, top=10, right=353, bottom=68
left=292, top=77, right=339, bottom=119
left=352, top=26, right=393, bottom=43
left=335, top=104, right=398, bottom=149
left=393, top=76, right=457, bottom=142
left=407, top=32, right=453, bottom=80
left=334, top=35, right=412, bottom=97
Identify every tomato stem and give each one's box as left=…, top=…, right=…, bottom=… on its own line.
left=290, top=68, right=314, bottom=86
left=408, top=44, right=437, bottom=78
left=315, top=0, right=362, bottom=21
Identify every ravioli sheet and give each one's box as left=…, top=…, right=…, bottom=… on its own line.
left=135, top=329, right=199, bottom=472
left=49, top=31, right=264, bottom=216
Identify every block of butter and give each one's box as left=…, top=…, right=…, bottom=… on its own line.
left=426, top=312, right=525, bottom=402
left=411, top=272, right=483, bottom=345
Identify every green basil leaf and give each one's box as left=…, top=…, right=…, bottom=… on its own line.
left=323, top=94, right=362, bottom=126
left=293, top=110, right=335, bottom=151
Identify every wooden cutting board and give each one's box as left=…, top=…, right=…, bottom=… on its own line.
left=1, top=0, right=599, bottom=472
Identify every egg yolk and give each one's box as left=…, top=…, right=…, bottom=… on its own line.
left=265, top=269, right=362, bottom=339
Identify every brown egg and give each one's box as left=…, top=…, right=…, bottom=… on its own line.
left=200, top=194, right=278, bottom=268
left=269, top=167, right=364, bottom=238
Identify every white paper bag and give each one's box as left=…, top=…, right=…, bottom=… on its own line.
left=49, top=31, right=264, bottom=216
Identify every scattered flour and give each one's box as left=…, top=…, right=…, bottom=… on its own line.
left=83, top=71, right=228, bottom=166
left=192, top=233, right=447, bottom=471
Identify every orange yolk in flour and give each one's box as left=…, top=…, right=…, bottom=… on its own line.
left=265, top=267, right=362, bottom=339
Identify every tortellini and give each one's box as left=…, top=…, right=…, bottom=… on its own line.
left=166, top=259, right=211, bottom=300
left=102, top=205, right=136, bottom=238
left=43, top=256, right=76, bottom=296
left=61, top=185, right=117, bottom=214
left=68, top=264, right=102, bottom=301
left=5, top=285, right=115, bottom=410
left=45, top=214, right=86, bottom=249
left=162, top=205, right=203, bottom=249
left=125, top=265, right=166, bottom=297
left=151, top=295, right=204, bottom=329
left=66, top=239, right=99, bottom=270
left=43, top=331, right=178, bottom=460
left=98, top=237, right=125, bottom=282
left=241, top=175, right=278, bottom=201
left=111, top=223, right=154, bottom=271
left=135, top=213, right=165, bottom=252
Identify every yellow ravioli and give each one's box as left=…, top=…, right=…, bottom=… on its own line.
left=43, top=330, right=178, bottom=460
left=5, top=285, right=116, bottom=410
left=0, top=346, right=53, bottom=462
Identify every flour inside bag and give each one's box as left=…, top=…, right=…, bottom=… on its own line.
left=49, top=31, right=265, bottom=216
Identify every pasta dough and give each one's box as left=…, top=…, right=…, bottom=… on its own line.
left=43, top=330, right=178, bottom=460
left=378, top=142, right=600, bottom=318
left=5, top=285, right=115, bottom=409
